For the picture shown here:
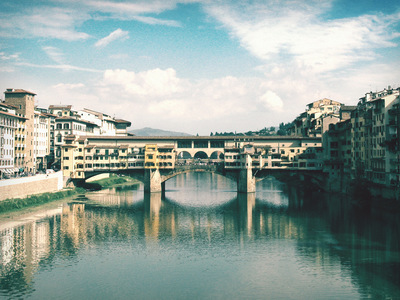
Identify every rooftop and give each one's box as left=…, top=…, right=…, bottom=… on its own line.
left=4, top=89, right=36, bottom=96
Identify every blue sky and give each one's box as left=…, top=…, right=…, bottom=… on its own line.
left=1, top=0, right=399, bottom=135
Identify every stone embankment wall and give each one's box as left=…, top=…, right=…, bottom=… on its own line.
left=326, top=173, right=400, bottom=201
left=0, top=171, right=63, bottom=201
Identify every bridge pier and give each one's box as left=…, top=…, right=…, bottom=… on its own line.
left=237, top=155, right=256, bottom=193
left=144, top=169, right=163, bottom=193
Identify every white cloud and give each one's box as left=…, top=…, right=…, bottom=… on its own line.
left=96, top=68, right=286, bottom=132
left=0, top=7, right=90, bottom=41
left=42, top=46, right=65, bottom=64
left=15, top=62, right=101, bottom=73
left=53, top=83, right=85, bottom=89
left=85, top=0, right=178, bottom=14
left=95, top=29, right=129, bottom=48
left=205, top=1, right=400, bottom=73
left=102, top=68, right=183, bottom=96
left=258, top=91, right=283, bottom=112
left=0, top=52, right=20, bottom=61
left=132, top=15, right=181, bottom=27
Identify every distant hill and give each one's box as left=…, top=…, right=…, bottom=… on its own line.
left=129, top=127, right=192, bottom=137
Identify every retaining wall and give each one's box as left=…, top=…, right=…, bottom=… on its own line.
left=0, top=171, right=64, bottom=201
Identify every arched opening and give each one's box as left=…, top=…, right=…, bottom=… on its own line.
left=194, top=151, right=208, bottom=165
left=177, top=151, right=192, bottom=159
left=210, top=151, right=224, bottom=160
left=177, top=151, right=192, bottom=165
left=194, top=151, right=208, bottom=159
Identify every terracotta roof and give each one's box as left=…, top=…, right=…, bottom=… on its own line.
left=49, top=105, right=72, bottom=109
left=41, top=112, right=57, bottom=118
left=114, top=119, right=132, bottom=125
left=4, top=89, right=36, bottom=95
left=341, top=106, right=357, bottom=111
left=0, top=102, right=18, bottom=109
left=64, top=134, right=76, bottom=140
left=0, top=110, right=27, bottom=119
left=55, top=116, right=98, bottom=126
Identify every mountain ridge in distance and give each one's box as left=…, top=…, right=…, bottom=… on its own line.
left=129, top=127, right=193, bottom=136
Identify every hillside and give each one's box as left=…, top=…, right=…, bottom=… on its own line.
left=129, top=127, right=192, bottom=137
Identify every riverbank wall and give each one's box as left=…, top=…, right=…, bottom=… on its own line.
left=0, top=171, right=64, bottom=201
left=326, top=173, right=400, bottom=201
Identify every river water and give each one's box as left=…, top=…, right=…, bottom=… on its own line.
left=0, top=173, right=399, bottom=299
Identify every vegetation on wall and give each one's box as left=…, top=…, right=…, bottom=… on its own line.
left=0, top=188, right=85, bottom=214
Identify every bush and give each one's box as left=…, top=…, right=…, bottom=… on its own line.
left=0, top=188, right=85, bottom=214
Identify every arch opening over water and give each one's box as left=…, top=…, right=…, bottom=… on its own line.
left=194, top=151, right=208, bottom=159
left=177, top=151, right=192, bottom=159
left=210, top=151, right=224, bottom=160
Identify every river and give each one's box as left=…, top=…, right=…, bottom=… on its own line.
left=0, top=173, right=399, bottom=299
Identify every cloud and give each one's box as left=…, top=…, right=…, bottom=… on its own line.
left=52, top=83, right=85, bottom=89
left=85, top=0, right=178, bottom=14
left=95, top=28, right=129, bottom=48
left=42, top=46, right=65, bottom=64
left=204, top=1, right=400, bottom=73
left=132, top=15, right=181, bottom=27
left=258, top=91, right=284, bottom=112
left=0, top=7, right=90, bottom=41
left=0, top=52, right=20, bottom=61
left=97, top=68, right=286, bottom=131
left=15, top=62, right=101, bottom=73
left=102, top=68, right=183, bottom=96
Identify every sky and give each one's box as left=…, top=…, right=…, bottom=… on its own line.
left=1, top=0, right=400, bottom=135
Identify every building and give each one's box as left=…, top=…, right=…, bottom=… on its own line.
left=60, top=136, right=323, bottom=180
left=4, top=89, right=36, bottom=173
left=33, top=110, right=51, bottom=170
left=323, top=119, right=352, bottom=179
left=323, top=86, right=400, bottom=187
left=48, top=105, right=132, bottom=169
left=77, top=108, right=116, bottom=135
left=291, top=98, right=343, bottom=137
left=0, top=108, right=19, bottom=177
left=53, top=117, right=100, bottom=168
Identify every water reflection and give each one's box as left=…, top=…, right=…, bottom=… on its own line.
left=0, top=173, right=399, bottom=299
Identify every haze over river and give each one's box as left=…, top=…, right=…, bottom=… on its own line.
left=0, top=173, right=399, bottom=299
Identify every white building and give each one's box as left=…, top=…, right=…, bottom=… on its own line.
left=0, top=107, right=19, bottom=177
left=34, top=110, right=50, bottom=170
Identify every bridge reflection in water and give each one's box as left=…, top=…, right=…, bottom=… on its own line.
left=0, top=175, right=399, bottom=299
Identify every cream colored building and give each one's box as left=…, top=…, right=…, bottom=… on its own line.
left=61, top=136, right=322, bottom=179
left=34, top=110, right=51, bottom=170
left=0, top=110, right=18, bottom=177
left=345, top=86, right=400, bottom=186
left=4, top=89, right=36, bottom=173
left=291, top=98, right=343, bottom=137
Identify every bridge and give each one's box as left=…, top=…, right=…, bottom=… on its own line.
left=61, top=135, right=324, bottom=193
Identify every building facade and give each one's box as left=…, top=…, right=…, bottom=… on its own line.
left=4, top=89, right=36, bottom=173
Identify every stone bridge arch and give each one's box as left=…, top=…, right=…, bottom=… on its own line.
left=193, top=151, right=208, bottom=159
left=177, top=151, right=192, bottom=159
left=210, top=151, right=224, bottom=160
left=160, top=165, right=238, bottom=183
